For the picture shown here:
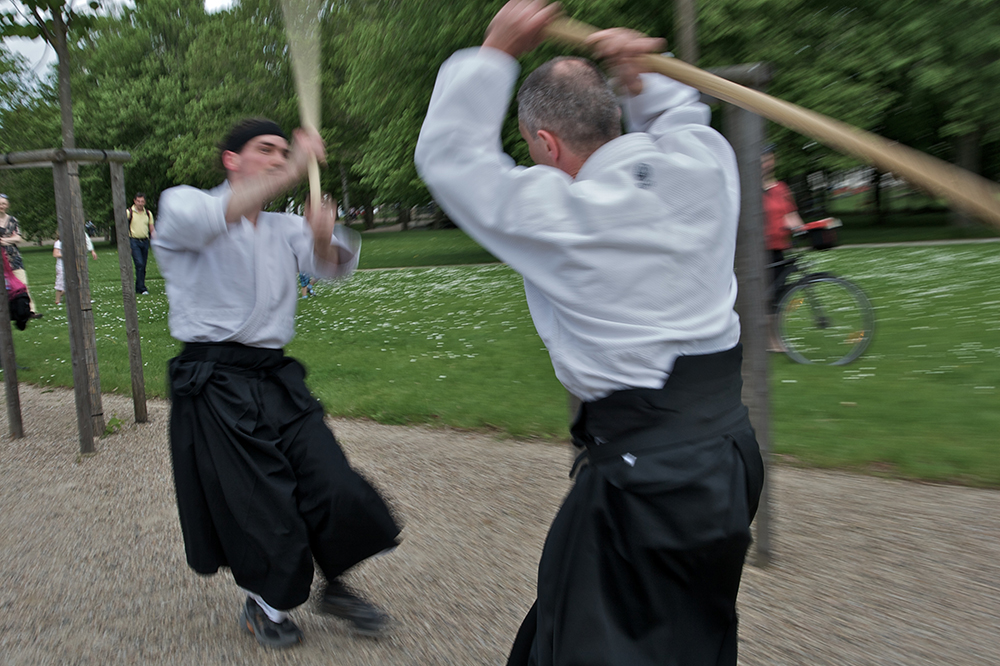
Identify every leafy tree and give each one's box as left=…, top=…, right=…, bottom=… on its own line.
left=883, top=0, right=1000, bottom=224
left=172, top=0, right=296, bottom=189
left=4, top=0, right=997, bottom=229
left=337, top=0, right=487, bottom=212
left=0, top=45, right=61, bottom=243
left=336, top=0, right=905, bottom=214
left=698, top=0, right=901, bottom=180
left=1, top=0, right=103, bottom=148
left=0, top=43, right=32, bottom=109
left=68, top=0, right=208, bottom=226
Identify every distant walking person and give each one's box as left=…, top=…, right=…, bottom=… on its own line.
left=0, top=193, right=41, bottom=318
left=128, top=192, right=155, bottom=295
left=53, top=232, right=98, bottom=306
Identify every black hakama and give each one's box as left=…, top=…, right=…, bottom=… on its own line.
left=168, top=342, right=400, bottom=610
left=508, top=345, right=764, bottom=666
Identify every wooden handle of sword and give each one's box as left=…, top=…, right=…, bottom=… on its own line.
left=301, top=116, right=321, bottom=213
left=544, top=16, right=1000, bottom=228
left=297, top=104, right=322, bottom=215
left=307, top=155, right=322, bottom=214
left=281, top=0, right=323, bottom=214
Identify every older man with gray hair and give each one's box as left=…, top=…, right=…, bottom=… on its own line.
left=415, top=1, right=764, bottom=664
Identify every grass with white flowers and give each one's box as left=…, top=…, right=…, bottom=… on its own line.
left=8, top=234, right=1000, bottom=485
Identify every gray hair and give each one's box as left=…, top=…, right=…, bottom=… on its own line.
left=516, top=57, right=620, bottom=155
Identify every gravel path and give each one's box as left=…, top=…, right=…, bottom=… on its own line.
left=1, top=384, right=998, bottom=665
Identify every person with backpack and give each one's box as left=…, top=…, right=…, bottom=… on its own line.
left=128, top=192, right=155, bottom=295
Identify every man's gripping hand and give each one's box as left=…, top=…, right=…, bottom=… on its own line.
left=288, top=127, right=327, bottom=182
left=306, top=195, right=342, bottom=268
left=483, top=0, right=562, bottom=59
left=584, top=28, right=666, bottom=96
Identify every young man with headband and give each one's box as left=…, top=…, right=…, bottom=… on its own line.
left=154, top=118, right=401, bottom=649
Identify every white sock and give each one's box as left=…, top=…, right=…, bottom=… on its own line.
left=242, top=589, right=289, bottom=624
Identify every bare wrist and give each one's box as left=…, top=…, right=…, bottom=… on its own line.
left=482, top=39, right=517, bottom=58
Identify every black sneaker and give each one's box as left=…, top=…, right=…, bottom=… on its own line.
left=239, top=596, right=303, bottom=649
left=319, top=579, right=391, bottom=637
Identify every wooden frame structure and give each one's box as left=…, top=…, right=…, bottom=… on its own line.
left=0, top=148, right=147, bottom=453
left=710, top=63, right=775, bottom=566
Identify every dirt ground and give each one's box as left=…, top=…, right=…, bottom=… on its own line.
left=1, top=383, right=998, bottom=665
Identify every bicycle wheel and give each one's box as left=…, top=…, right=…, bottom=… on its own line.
left=777, top=274, right=874, bottom=365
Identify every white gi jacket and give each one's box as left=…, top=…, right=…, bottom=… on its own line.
left=153, top=182, right=360, bottom=349
left=415, top=48, right=742, bottom=401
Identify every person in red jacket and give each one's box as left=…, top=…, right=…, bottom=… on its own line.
left=762, top=146, right=804, bottom=265
left=762, top=146, right=804, bottom=351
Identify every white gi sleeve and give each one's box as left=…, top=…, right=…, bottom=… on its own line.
left=620, top=71, right=728, bottom=159
left=291, top=220, right=361, bottom=280
left=154, top=185, right=230, bottom=253
left=414, top=47, right=522, bottom=233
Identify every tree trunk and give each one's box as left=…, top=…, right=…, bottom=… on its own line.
left=398, top=203, right=410, bottom=231
left=51, top=10, right=104, bottom=444
left=870, top=168, right=885, bottom=225
left=951, top=130, right=983, bottom=228
left=52, top=11, right=76, bottom=150
left=432, top=203, right=452, bottom=230
left=722, top=102, right=772, bottom=566
left=339, top=161, right=351, bottom=213
left=361, top=195, right=375, bottom=230
left=674, top=0, right=699, bottom=65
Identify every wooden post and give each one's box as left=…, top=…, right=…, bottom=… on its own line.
left=0, top=282, right=23, bottom=439
left=110, top=163, right=147, bottom=423
left=66, top=163, right=104, bottom=437
left=70, top=164, right=105, bottom=437
left=674, top=0, right=699, bottom=65
left=2, top=148, right=133, bottom=449
left=339, top=161, right=351, bottom=212
left=52, top=160, right=97, bottom=453
left=723, top=103, right=773, bottom=567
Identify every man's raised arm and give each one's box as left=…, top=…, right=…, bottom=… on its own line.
left=225, top=127, right=326, bottom=225
left=414, top=1, right=561, bottom=230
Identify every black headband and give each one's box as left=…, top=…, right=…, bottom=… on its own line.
left=221, top=119, right=288, bottom=154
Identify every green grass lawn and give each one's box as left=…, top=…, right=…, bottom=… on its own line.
left=287, top=265, right=565, bottom=438
left=356, top=229, right=498, bottom=268
left=770, top=245, right=1000, bottom=486
left=8, top=237, right=1000, bottom=486
left=823, top=191, right=999, bottom=244
left=835, top=212, right=1000, bottom=245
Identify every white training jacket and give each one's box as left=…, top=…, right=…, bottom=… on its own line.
left=153, top=181, right=360, bottom=349
left=415, top=47, right=742, bottom=402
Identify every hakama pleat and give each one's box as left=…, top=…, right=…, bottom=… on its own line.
left=508, top=345, right=763, bottom=666
left=168, top=342, right=400, bottom=610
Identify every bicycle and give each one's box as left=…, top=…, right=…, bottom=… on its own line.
left=767, top=218, right=875, bottom=365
